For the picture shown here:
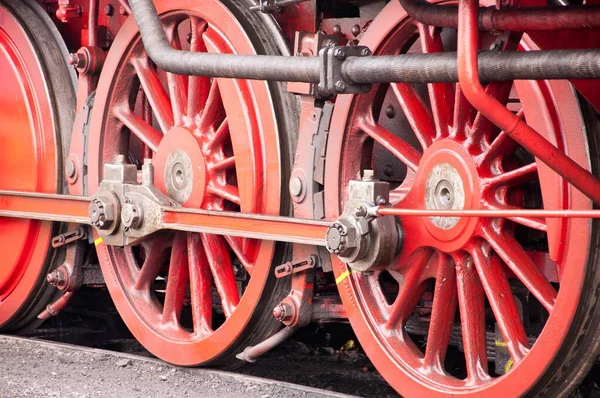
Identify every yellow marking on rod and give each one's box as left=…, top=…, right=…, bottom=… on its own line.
left=94, top=237, right=104, bottom=246
left=504, top=358, right=514, bottom=373
left=336, top=270, right=352, bottom=285
left=495, top=340, right=507, bottom=347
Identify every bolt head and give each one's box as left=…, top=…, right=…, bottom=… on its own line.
left=89, top=197, right=115, bottom=230
left=121, top=202, right=142, bottom=229
left=334, top=48, right=346, bottom=60
left=352, top=24, right=361, bottom=37
left=65, top=159, right=76, bottom=178
left=385, top=105, right=395, bottom=118
left=103, top=4, right=114, bottom=15
left=289, top=176, right=303, bottom=197
left=334, top=81, right=346, bottom=93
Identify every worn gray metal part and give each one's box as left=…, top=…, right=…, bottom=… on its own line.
left=129, top=0, right=600, bottom=86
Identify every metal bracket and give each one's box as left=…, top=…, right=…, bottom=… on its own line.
left=52, top=226, right=87, bottom=248
left=274, top=255, right=318, bottom=278
left=249, top=0, right=308, bottom=13
left=317, top=46, right=372, bottom=97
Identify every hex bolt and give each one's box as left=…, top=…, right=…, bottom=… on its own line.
left=272, top=302, right=294, bottom=323
left=289, top=176, right=302, bottom=197
left=46, top=269, right=66, bottom=288
left=335, top=81, right=347, bottom=93
left=65, top=159, right=76, bottom=178
left=334, top=48, right=346, bottom=60
left=362, top=169, right=375, bottom=181
left=354, top=205, right=368, bottom=218
left=121, top=202, right=143, bottom=229
left=360, top=47, right=371, bottom=56
left=103, top=4, right=114, bottom=15
left=67, top=52, right=86, bottom=69
left=89, top=198, right=114, bottom=230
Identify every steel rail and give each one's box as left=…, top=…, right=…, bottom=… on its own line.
left=128, top=0, right=600, bottom=84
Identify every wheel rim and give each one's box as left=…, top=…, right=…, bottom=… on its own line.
left=88, top=0, right=283, bottom=365
left=0, top=1, right=61, bottom=328
left=325, top=1, right=593, bottom=395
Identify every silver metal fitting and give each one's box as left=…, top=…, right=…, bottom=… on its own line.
left=121, top=201, right=143, bottom=229
left=326, top=175, right=401, bottom=272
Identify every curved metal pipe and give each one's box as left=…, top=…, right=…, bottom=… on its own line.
left=235, top=326, right=296, bottom=362
left=128, top=0, right=320, bottom=82
left=129, top=0, right=600, bottom=85
left=456, top=0, right=600, bottom=206
left=398, top=0, right=600, bottom=31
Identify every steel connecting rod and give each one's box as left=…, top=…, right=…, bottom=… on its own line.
left=0, top=190, right=331, bottom=246
left=2, top=190, right=600, bottom=248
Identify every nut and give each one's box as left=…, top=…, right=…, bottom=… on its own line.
left=273, top=302, right=294, bottom=323
left=334, top=81, right=347, bottom=93
left=121, top=202, right=143, bottom=229
left=89, top=197, right=115, bottom=230
left=334, top=48, right=346, bottom=60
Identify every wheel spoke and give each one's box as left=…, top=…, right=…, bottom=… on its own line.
left=386, top=249, right=432, bottom=329
left=187, top=16, right=211, bottom=118
left=207, top=183, right=241, bottom=205
left=481, top=224, right=557, bottom=312
left=424, top=252, right=457, bottom=371
left=454, top=253, right=489, bottom=381
left=418, top=24, right=453, bottom=138
left=452, top=85, right=476, bottom=140
left=130, top=56, right=174, bottom=133
left=209, top=156, right=235, bottom=172
left=470, top=243, right=529, bottom=363
left=209, top=119, right=229, bottom=148
left=200, top=234, right=239, bottom=317
left=165, top=22, right=188, bottom=126
left=485, top=203, right=548, bottom=232
left=187, top=232, right=213, bottom=335
left=224, top=235, right=254, bottom=275
left=391, top=83, right=435, bottom=149
left=485, top=162, right=537, bottom=189
left=358, top=118, right=422, bottom=172
left=134, top=236, right=171, bottom=291
left=198, top=79, right=225, bottom=133
left=114, top=107, right=162, bottom=152
left=162, top=233, right=189, bottom=325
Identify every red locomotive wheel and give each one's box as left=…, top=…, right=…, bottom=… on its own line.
left=88, top=0, right=295, bottom=366
left=326, top=0, right=600, bottom=396
left=0, top=0, right=76, bottom=331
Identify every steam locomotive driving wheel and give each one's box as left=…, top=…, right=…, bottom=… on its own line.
left=326, top=0, right=600, bottom=396
left=0, top=0, right=76, bottom=332
left=88, top=0, right=295, bottom=366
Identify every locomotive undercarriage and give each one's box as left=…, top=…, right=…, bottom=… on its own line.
left=1, top=0, right=600, bottom=395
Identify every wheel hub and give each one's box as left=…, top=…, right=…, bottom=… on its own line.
left=154, top=127, right=207, bottom=207
left=417, top=139, right=480, bottom=250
